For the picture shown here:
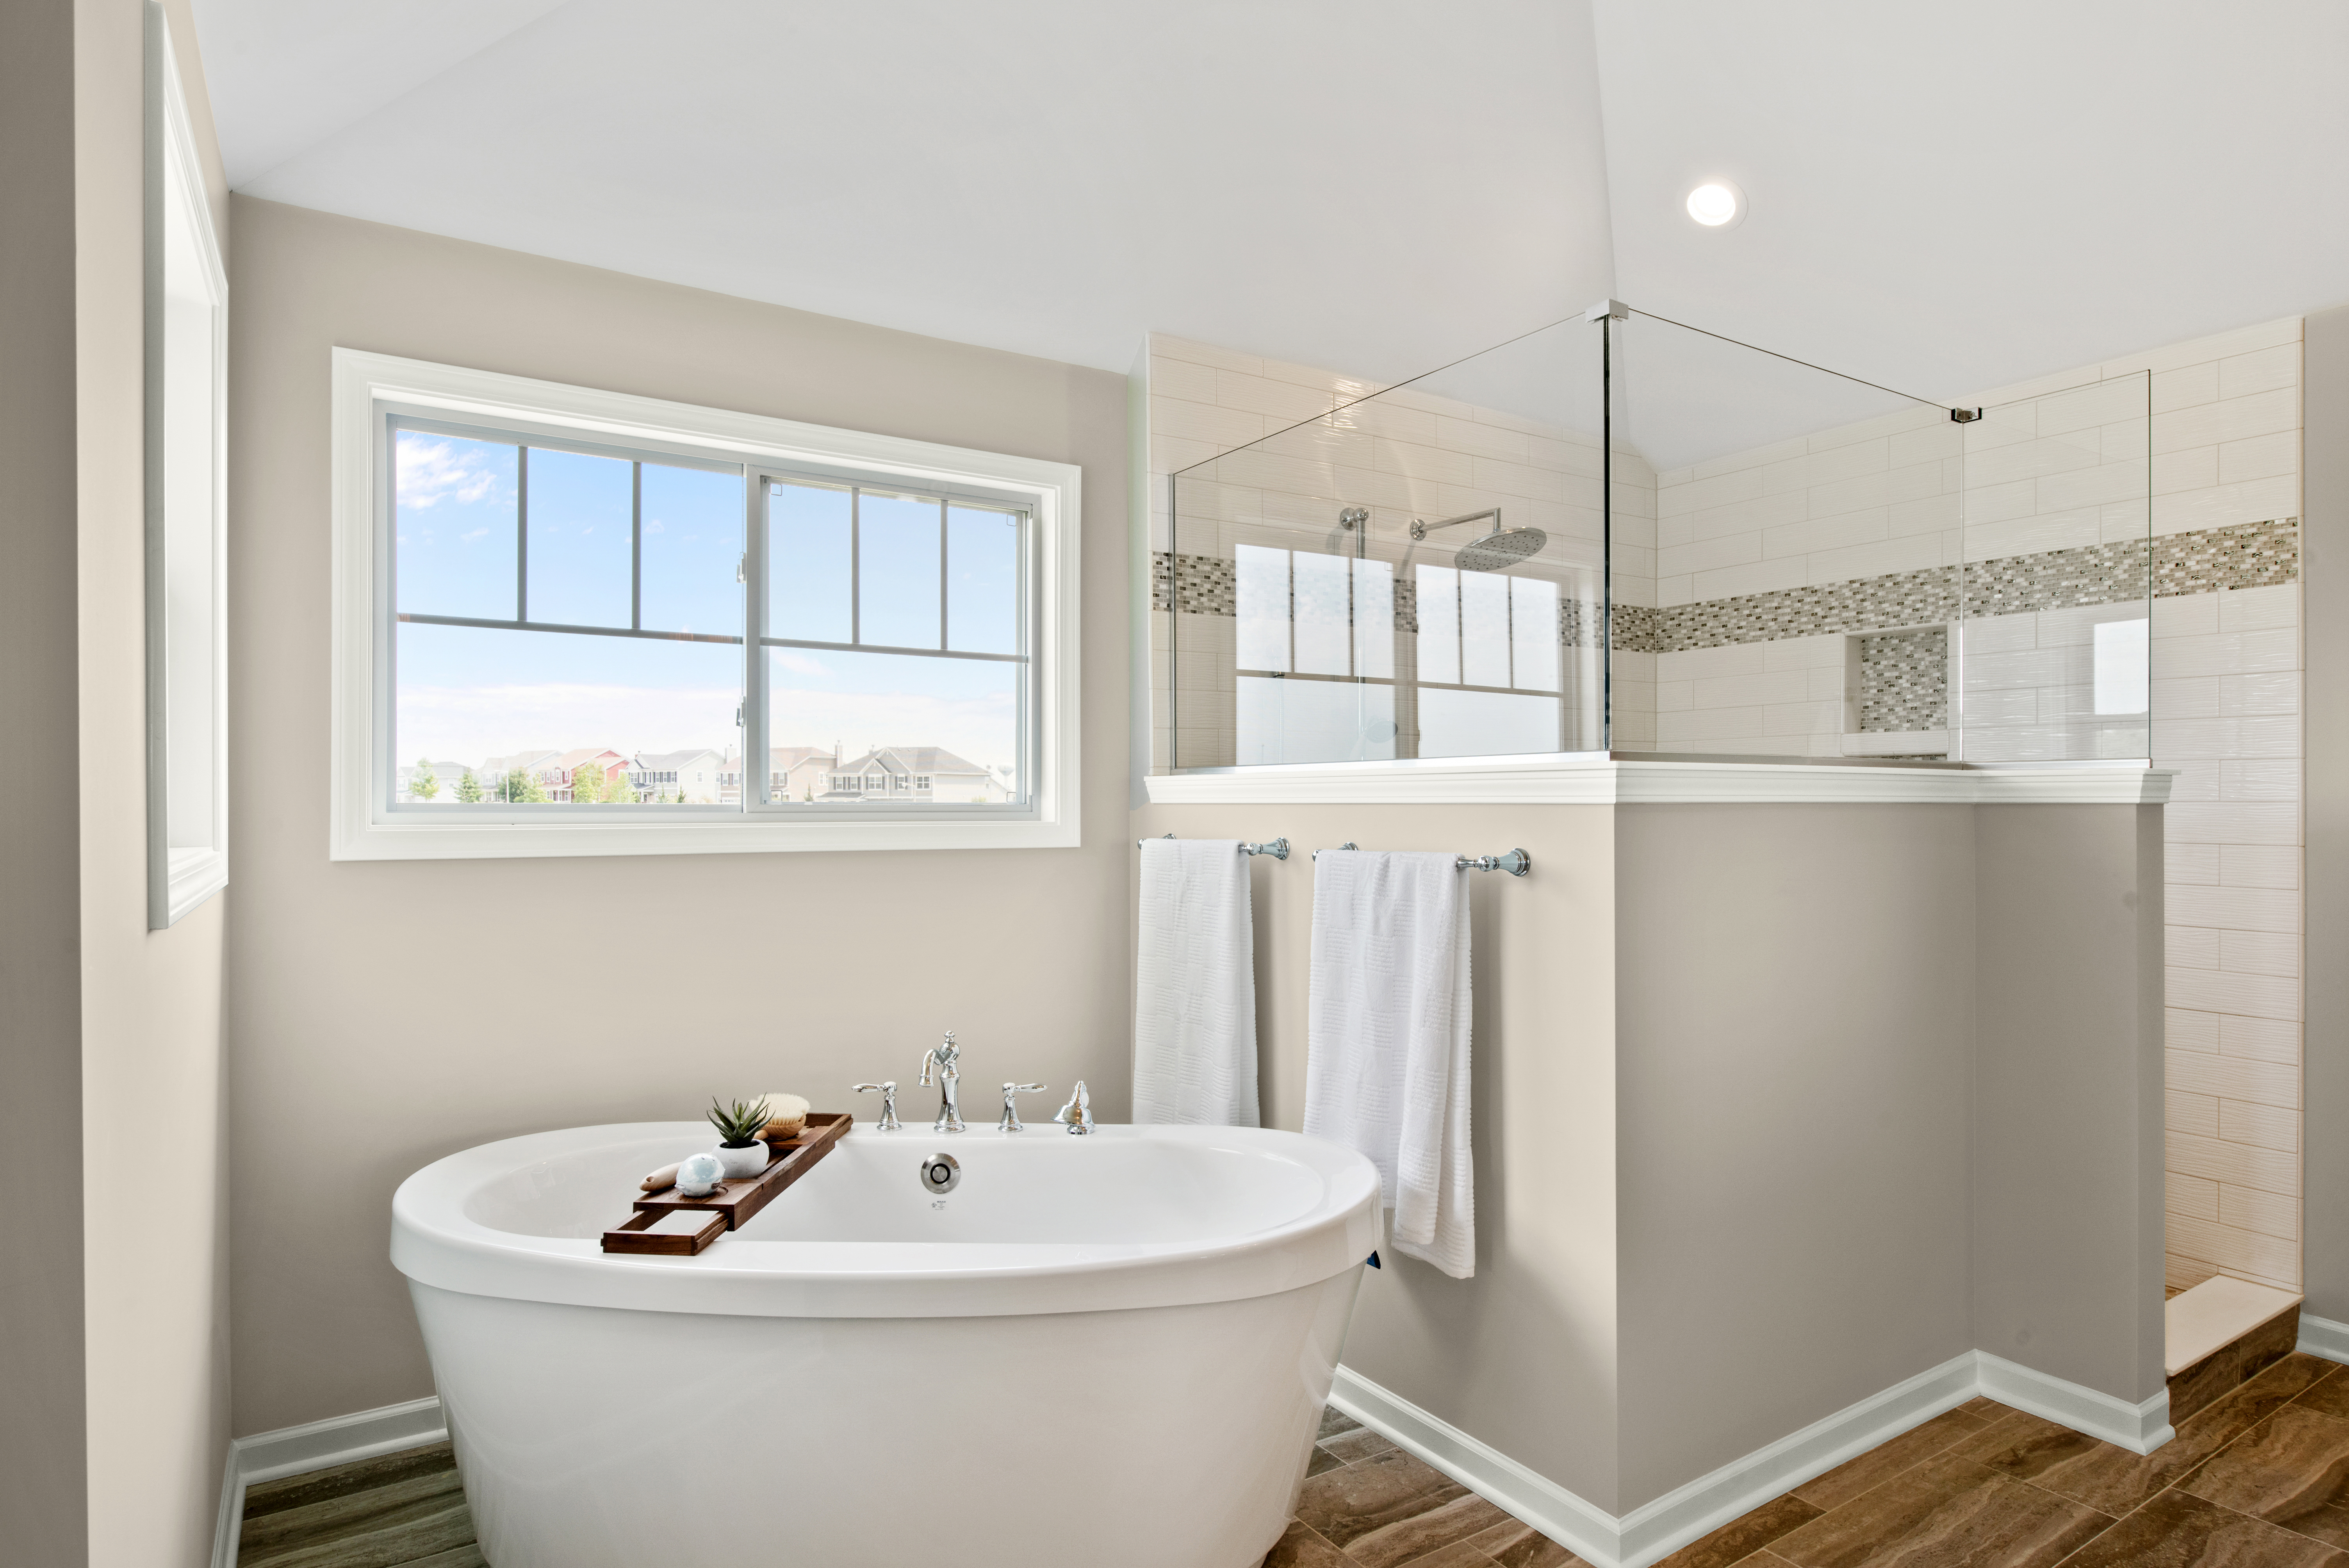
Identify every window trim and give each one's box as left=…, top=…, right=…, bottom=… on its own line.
left=144, top=6, right=230, bottom=926
left=330, top=349, right=1081, bottom=859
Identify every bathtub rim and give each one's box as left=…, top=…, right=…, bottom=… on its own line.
left=391, top=1121, right=1384, bottom=1320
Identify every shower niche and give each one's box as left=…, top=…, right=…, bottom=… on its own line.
left=1842, top=625, right=1952, bottom=758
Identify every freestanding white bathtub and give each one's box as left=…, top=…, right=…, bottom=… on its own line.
left=391, top=1121, right=1381, bottom=1568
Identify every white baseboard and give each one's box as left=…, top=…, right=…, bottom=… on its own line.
left=2303, top=1313, right=2349, bottom=1365
left=1976, top=1351, right=2172, bottom=1454
left=1332, top=1351, right=2169, bottom=1568
left=209, top=1396, right=446, bottom=1568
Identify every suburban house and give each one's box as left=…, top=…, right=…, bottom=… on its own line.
left=768, top=745, right=839, bottom=804
left=475, top=750, right=560, bottom=800
left=628, top=748, right=726, bottom=804
left=820, top=747, right=1005, bottom=804
left=547, top=748, right=628, bottom=802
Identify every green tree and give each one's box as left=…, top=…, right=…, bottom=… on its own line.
left=455, top=768, right=482, bottom=803
left=500, top=768, right=547, bottom=804
left=571, top=762, right=604, bottom=804
left=410, top=757, right=439, bottom=800
left=605, top=771, right=638, bottom=805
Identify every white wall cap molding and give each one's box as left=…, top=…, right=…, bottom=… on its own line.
left=1144, top=756, right=2174, bottom=807
left=212, top=1397, right=447, bottom=1568
left=2301, top=1313, right=2349, bottom=1365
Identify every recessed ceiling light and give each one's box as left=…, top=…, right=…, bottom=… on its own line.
left=1686, top=180, right=1745, bottom=228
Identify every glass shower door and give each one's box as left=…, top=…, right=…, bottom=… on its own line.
left=1953, top=371, right=2153, bottom=762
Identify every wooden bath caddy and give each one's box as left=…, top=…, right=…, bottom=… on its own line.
left=601, top=1111, right=851, bottom=1256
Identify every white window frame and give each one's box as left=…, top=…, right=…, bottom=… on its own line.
left=330, top=349, right=1081, bottom=859
left=145, top=5, right=229, bottom=926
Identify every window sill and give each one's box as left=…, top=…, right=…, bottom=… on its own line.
left=330, top=814, right=1078, bottom=861
left=1142, top=754, right=2174, bottom=806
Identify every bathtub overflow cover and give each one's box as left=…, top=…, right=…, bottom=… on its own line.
left=920, top=1152, right=961, bottom=1194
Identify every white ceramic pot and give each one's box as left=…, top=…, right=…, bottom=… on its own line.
left=713, top=1142, right=769, bottom=1179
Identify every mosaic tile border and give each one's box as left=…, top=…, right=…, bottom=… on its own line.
left=1156, top=520, right=2298, bottom=657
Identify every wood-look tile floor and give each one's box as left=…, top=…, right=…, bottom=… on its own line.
left=241, top=1358, right=2349, bottom=1568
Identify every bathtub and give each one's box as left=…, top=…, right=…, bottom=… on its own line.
left=391, top=1121, right=1382, bottom=1568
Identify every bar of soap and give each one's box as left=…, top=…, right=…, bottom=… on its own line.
left=641, top=1163, right=679, bottom=1192
left=758, top=1092, right=811, bottom=1140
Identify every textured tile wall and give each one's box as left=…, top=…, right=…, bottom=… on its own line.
left=1857, top=628, right=1949, bottom=733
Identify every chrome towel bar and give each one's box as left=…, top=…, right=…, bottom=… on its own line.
left=1137, top=834, right=1291, bottom=861
left=1310, top=843, right=1531, bottom=877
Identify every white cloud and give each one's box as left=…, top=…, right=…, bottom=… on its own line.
left=397, top=438, right=501, bottom=510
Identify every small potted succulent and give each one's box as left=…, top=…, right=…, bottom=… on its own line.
left=707, top=1096, right=774, bottom=1178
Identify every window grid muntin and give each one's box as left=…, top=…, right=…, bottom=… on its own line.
left=379, top=411, right=1038, bottom=821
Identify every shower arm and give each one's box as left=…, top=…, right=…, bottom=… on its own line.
left=1408, top=508, right=1502, bottom=542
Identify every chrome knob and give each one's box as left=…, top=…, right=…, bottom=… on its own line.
left=999, top=1082, right=1048, bottom=1133
left=853, top=1080, right=901, bottom=1132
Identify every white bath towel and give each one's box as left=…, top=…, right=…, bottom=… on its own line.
left=1303, top=850, right=1474, bottom=1278
left=1132, top=838, right=1260, bottom=1126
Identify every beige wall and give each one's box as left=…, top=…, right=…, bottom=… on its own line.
left=1613, top=804, right=1977, bottom=1507
left=2306, top=303, right=2348, bottom=1325
left=0, top=2, right=240, bottom=1566
left=1134, top=796, right=2165, bottom=1515
left=226, top=199, right=1132, bottom=1434
left=1131, top=801, right=1623, bottom=1506
left=4, top=1, right=93, bottom=1559
left=1973, top=805, right=2167, bottom=1403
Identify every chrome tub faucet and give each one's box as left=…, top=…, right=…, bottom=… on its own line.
left=919, top=1032, right=965, bottom=1133
left=1054, top=1081, right=1094, bottom=1135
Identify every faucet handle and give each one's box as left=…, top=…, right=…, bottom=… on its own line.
left=853, top=1080, right=902, bottom=1132
left=998, top=1082, right=1049, bottom=1133
left=1053, top=1080, right=1095, bottom=1135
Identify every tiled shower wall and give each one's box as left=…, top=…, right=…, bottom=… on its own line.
left=1142, top=318, right=2304, bottom=1294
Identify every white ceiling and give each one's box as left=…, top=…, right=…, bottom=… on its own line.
left=197, top=0, right=2349, bottom=400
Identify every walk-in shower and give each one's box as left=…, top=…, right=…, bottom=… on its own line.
left=1157, top=303, right=2153, bottom=770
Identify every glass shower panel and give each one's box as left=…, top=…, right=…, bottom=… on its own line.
left=1606, top=310, right=1959, bottom=759
left=1954, top=372, right=2152, bottom=762
left=1166, top=315, right=1604, bottom=769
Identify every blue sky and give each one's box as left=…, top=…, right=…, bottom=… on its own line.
left=392, top=433, right=1023, bottom=777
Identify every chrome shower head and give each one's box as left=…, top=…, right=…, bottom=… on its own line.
left=1453, top=527, right=1549, bottom=574
left=1410, top=508, right=1547, bottom=574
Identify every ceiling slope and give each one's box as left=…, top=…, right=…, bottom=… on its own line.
left=216, top=0, right=1617, bottom=380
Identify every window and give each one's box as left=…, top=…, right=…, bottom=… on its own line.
left=332, top=351, right=1080, bottom=857
left=144, top=8, right=229, bottom=927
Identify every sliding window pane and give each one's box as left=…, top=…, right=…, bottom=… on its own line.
left=768, top=648, right=1018, bottom=804
left=395, top=621, right=740, bottom=805
left=1510, top=578, right=1561, bottom=693
left=946, top=504, right=1020, bottom=654
left=1292, top=553, right=1353, bottom=677
left=395, top=429, right=516, bottom=620
left=770, top=479, right=852, bottom=644
left=527, top=448, right=632, bottom=628
left=1236, top=544, right=1290, bottom=672
left=859, top=492, right=942, bottom=649
left=1416, top=565, right=1459, bottom=686
left=640, top=464, right=743, bottom=637
left=1354, top=560, right=1395, bottom=680
left=1460, top=571, right=1511, bottom=688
